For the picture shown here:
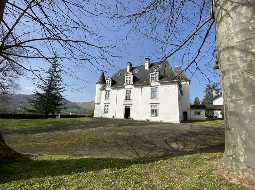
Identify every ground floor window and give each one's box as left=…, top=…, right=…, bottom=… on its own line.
left=194, top=111, right=201, bottom=115
left=104, top=104, right=109, bottom=113
left=151, top=104, right=159, bottom=117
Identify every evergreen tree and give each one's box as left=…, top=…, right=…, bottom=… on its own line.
left=31, top=59, right=64, bottom=118
left=202, top=83, right=219, bottom=118
left=193, top=97, right=200, bottom=105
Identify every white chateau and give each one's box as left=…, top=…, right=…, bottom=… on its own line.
left=94, top=58, right=191, bottom=123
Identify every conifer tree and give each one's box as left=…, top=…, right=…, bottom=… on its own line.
left=193, top=97, right=201, bottom=105
left=202, top=83, right=219, bottom=118
left=31, top=59, right=64, bottom=118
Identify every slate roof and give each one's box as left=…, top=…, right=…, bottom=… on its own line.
left=190, top=104, right=223, bottom=110
left=213, top=93, right=222, bottom=101
left=190, top=104, right=206, bottom=109
left=97, top=60, right=189, bottom=88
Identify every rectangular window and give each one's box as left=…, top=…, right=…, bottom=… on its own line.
left=125, top=76, right=133, bottom=85
left=105, top=90, right=110, bottom=100
left=194, top=111, right=201, bottom=115
left=151, top=104, right=159, bottom=117
left=104, top=104, right=109, bottom=113
left=150, top=72, right=159, bottom=82
left=106, top=79, right=111, bottom=87
left=151, top=87, right=159, bottom=99
left=125, top=89, right=131, bottom=100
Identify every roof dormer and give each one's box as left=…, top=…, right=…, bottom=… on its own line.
left=125, top=74, right=133, bottom=85
left=106, top=78, right=112, bottom=87
left=150, top=71, right=159, bottom=83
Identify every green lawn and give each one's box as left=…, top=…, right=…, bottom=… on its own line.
left=0, top=153, right=247, bottom=190
left=0, top=119, right=246, bottom=189
left=192, top=120, right=224, bottom=127
left=0, top=117, right=91, bottom=129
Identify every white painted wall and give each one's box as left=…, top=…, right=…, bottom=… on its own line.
left=180, top=81, right=191, bottom=120
left=214, top=110, right=223, bottom=119
left=190, top=109, right=206, bottom=120
left=94, top=82, right=183, bottom=123
left=213, top=96, right=224, bottom=118
left=213, top=96, right=223, bottom=105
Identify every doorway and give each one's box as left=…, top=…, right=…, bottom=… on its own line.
left=183, top=111, right=188, bottom=121
left=124, top=106, right=131, bottom=119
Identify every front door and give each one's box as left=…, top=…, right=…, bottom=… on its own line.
left=183, top=111, right=188, bottom=121
left=124, top=106, right=131, bottom=119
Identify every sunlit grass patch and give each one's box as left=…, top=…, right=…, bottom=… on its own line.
left=192, top=120, right=224, bottom=127
left=0, top=153, right=247, bottom=190
left=0, top=117, right=91, bottom=129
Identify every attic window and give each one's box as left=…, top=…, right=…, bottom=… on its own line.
left=153, top=66, right=160, bottom=71
left=106, top=79, right=111, bottom=87
left=150, top=72, right=159, bottom=83
left=125, top=75, right=133, bottom=85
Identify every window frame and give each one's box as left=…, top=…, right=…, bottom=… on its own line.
left=104, top=104, right=109, bottom=114
left=125, top=75, right=133, bottom=85
left=150, top=72, right=159, bottom=83
left=106, top=79, right=111, bottom=87
left=125, top=89, right=131, bottom=100
left=194, top=111, right=201, bottom=115
left=105, top=90, right=110, bottom=100
left=151, top=104, right=159, bottom=117
left=151, top=87, right=159, bottom=99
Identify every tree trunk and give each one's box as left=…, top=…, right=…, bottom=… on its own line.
left=0, top=0, right=6, bottom=22
left=214, top=0, right=255, bottom=183
left=0, top=132, right=25, bottom=159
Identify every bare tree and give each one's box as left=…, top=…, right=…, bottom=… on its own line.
left=109, top=0, right=255, bottom=183
left=0, top=0, right=115, bottom=94
left=0, top=0, right=115, bottom=158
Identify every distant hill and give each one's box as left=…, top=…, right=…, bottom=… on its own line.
left=0, top=94, right=94, bottom=114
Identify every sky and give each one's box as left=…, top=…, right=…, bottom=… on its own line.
left=15, top=0, right=220, bottom=103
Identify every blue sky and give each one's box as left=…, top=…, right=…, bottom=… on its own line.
left=16, top=0, right=219, bottom=103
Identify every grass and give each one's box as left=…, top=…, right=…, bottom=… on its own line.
left=0, top=119, right=246, bottom=189
left=0, top=153, right=247, bottom=190
left=191, top=120, right=224, bottom=127
left=5, top=123, right=225, bottom=158
left=0, top=117, right=91, bottom=129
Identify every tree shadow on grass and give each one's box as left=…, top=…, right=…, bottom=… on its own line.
left=0, top=144, right=224, bottom=184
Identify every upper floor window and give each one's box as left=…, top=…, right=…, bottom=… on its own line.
left=106, top=79, right=111, bottom=87
left=150, top=72, right=159, bottom=82
left=105, top=90, right=110, bottom=100
left=151, top=104, right=159, bottom=117
left=104, top=104, right=109, bottom=113
left=151, top=87, right=159, bottom=99
left=125, top=75, right=133, bottom=85
left=125, top=89, right=131, bottom=100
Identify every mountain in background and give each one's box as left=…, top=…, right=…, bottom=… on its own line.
left=0, top=94, right=94, bottom=114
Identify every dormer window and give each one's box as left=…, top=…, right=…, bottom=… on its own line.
left=106, top=79, right=111, bottom=87
left=150, top=72, right=159, bottom=83
left=125, top=75, right=133, bottom=85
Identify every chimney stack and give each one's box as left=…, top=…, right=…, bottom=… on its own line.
left=127, top=62, right=132, bottom=72
left=144, top=57, right=150, bottom=70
